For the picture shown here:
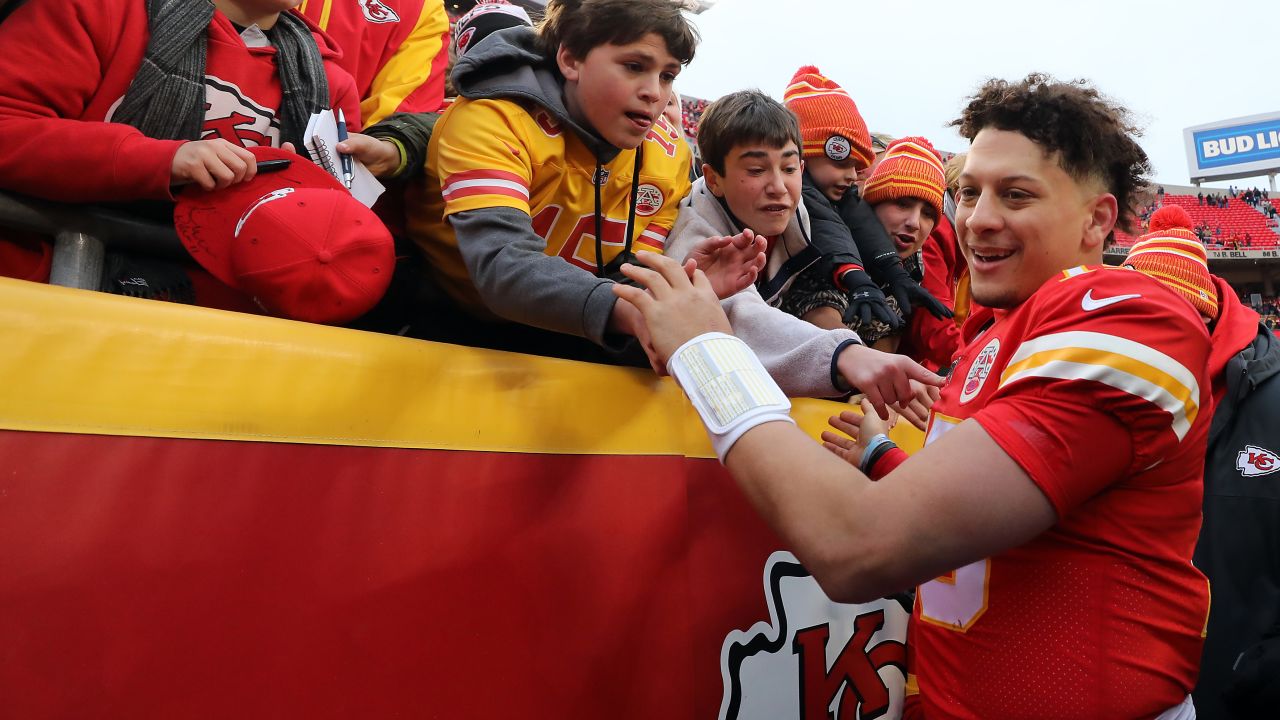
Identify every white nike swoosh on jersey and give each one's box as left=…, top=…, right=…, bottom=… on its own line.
left=1081, top=289, right=1142, bottom=311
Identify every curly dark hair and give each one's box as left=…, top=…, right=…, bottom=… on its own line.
left=951, top=73, right=1151, bottom=234
left=537, top=0, right=698, bottom=66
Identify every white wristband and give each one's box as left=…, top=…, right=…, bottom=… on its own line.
left=666, top=332, right=795, bottom=462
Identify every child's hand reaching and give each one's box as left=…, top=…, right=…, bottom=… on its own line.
left=686, top=229, right=767, bottom=299
left=820, top=398, right=888, bottom=468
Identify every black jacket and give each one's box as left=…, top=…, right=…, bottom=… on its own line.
left=799, top=171, right=898, bottom=279
left=1194, top=321, right=1280, bottom=719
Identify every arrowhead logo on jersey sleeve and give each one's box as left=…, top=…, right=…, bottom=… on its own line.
left=718, top=551, right=908, bottom=720
left=634, top=184, right=664, bottom=216
left=1237, top=445, right=1280, bottom=477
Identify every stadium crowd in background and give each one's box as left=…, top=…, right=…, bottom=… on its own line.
left=1, top=1, right=1279, bottom=717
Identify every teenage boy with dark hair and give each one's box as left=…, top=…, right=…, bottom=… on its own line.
left=405, top=0, right=756, bottom=362
left=666, top=89, right=941, bottom=409
left=0, top=0, right=360, bottom=294
left=615, top=73, right=1213, bottom=719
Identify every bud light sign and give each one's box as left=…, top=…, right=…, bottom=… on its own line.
left=1185, top=112, right=1280, bottom=181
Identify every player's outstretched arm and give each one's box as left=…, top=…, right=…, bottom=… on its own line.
left=612, top=251, right=1056, bottom=603
left=723, top=413, right=1056, bottom=604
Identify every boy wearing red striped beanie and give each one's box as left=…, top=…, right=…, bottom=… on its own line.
left=783, top=65, right=875, bottom=204
left=862, top=136, right=947, bottom=261
left=778, top=64, right=951, bottom=345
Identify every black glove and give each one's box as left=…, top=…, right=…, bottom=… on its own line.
left=840, top=268, right=901, bottom=329
left=868, top=252, right=953, bottom=321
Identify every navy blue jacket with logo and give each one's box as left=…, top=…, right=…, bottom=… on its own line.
left=1193, top=278, right=1280, bottom=720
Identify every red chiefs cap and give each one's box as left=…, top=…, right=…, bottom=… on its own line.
left=173, top=146, right=394, bottom=324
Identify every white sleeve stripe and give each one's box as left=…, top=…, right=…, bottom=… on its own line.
left=441, top=178, right=530, bottom=199
left=1001, top=359, right=1194, bottom=441
left=1004, top=331, right=1200, bottom=401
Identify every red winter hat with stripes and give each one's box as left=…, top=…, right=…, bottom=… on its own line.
left=783, top=66, right=875, bottom=169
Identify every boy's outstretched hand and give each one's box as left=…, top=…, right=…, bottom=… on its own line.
left=820, top=398, right=887, bottom=467
left=170, top=139, right=258, bottom=191
left=835, top=343, right=943, bottom=422
left=685, top=229, right=767, bottom=299
left=612, top=251, right=732, bottom=364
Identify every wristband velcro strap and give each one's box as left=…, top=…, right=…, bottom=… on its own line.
left=666, top=332, right=794, bottom=462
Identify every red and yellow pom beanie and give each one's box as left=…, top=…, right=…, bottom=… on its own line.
left=783, top=66, right=874, bottom=169
left=860, top=136, right=946, bottom=220
left=1125, top=205, right=1219, bottom=320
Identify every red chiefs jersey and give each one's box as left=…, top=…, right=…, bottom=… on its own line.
left=0, top=0, right=358, bottom=203
left=294, top=0, right=449, bottom=124
left=914, top=265, right=1212, bottom=720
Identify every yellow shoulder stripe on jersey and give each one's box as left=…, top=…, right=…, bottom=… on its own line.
left=0, top=279, right=923, bottom=456
left=1059, top=265, right=1095, bottom=280
left=1000, top=331, right=1200, bottom=440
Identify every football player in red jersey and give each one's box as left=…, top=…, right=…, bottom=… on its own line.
left=611, top=74, right=1212, bottom=720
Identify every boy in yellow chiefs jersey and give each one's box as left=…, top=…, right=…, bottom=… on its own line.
left=405, top=0, right=734, bottom=362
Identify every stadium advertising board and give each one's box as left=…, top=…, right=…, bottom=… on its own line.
left=1185, top=111, right=1280, bottom=182
left=1108, top=246, right=1280, bottom=261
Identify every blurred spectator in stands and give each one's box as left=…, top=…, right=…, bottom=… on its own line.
left=775, top=66, right=949, bottom=344
left=664, top=89, right=937, bottom=405
left=1125, top=205, right=1280, bottom=720
left=858, top=132, right=894, bottom=191
left=0, top=0, right=361, bottom=313
left=1198, top=191, right=1205, bottom=205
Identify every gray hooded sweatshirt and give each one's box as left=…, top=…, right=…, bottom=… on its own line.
left=666, top=177, right=863, bottom=398
left=445, top=27, right=630, bottom=347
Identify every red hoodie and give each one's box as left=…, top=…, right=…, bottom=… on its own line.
left=0, top=0, right=359, bottom=204
left=898, top=216, right=983, bottom=371
left=1207, top=275, right=1263, bottom=406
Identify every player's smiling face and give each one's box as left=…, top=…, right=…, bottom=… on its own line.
left=955, top=129, right=1115, bottom=309
left=558, top=33, right=680, bottom=150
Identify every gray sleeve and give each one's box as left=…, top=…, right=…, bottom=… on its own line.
left=722, top=288, right=861, bottom=399
left=449, top=207, right=619, bottom=346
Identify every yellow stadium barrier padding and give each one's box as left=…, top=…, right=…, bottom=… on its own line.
left=0, top=278, right=923, bottom=457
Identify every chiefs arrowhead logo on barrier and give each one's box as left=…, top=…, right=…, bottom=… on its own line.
left=719, top=551, right=909, bottom=720
left=1237, top=445, right=1280, bottom=477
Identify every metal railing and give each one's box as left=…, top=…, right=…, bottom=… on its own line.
left=0, top=190, right=187, bottom=290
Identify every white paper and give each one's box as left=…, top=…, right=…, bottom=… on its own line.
left=303, top=109, right=385, bottom=208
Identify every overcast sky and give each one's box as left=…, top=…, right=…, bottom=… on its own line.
left=677, top=0, right=1280, bottom=189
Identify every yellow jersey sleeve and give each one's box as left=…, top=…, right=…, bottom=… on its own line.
left=631, top=117, right=691, bottom=254
left=434, top=99, right=535, bottom=217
